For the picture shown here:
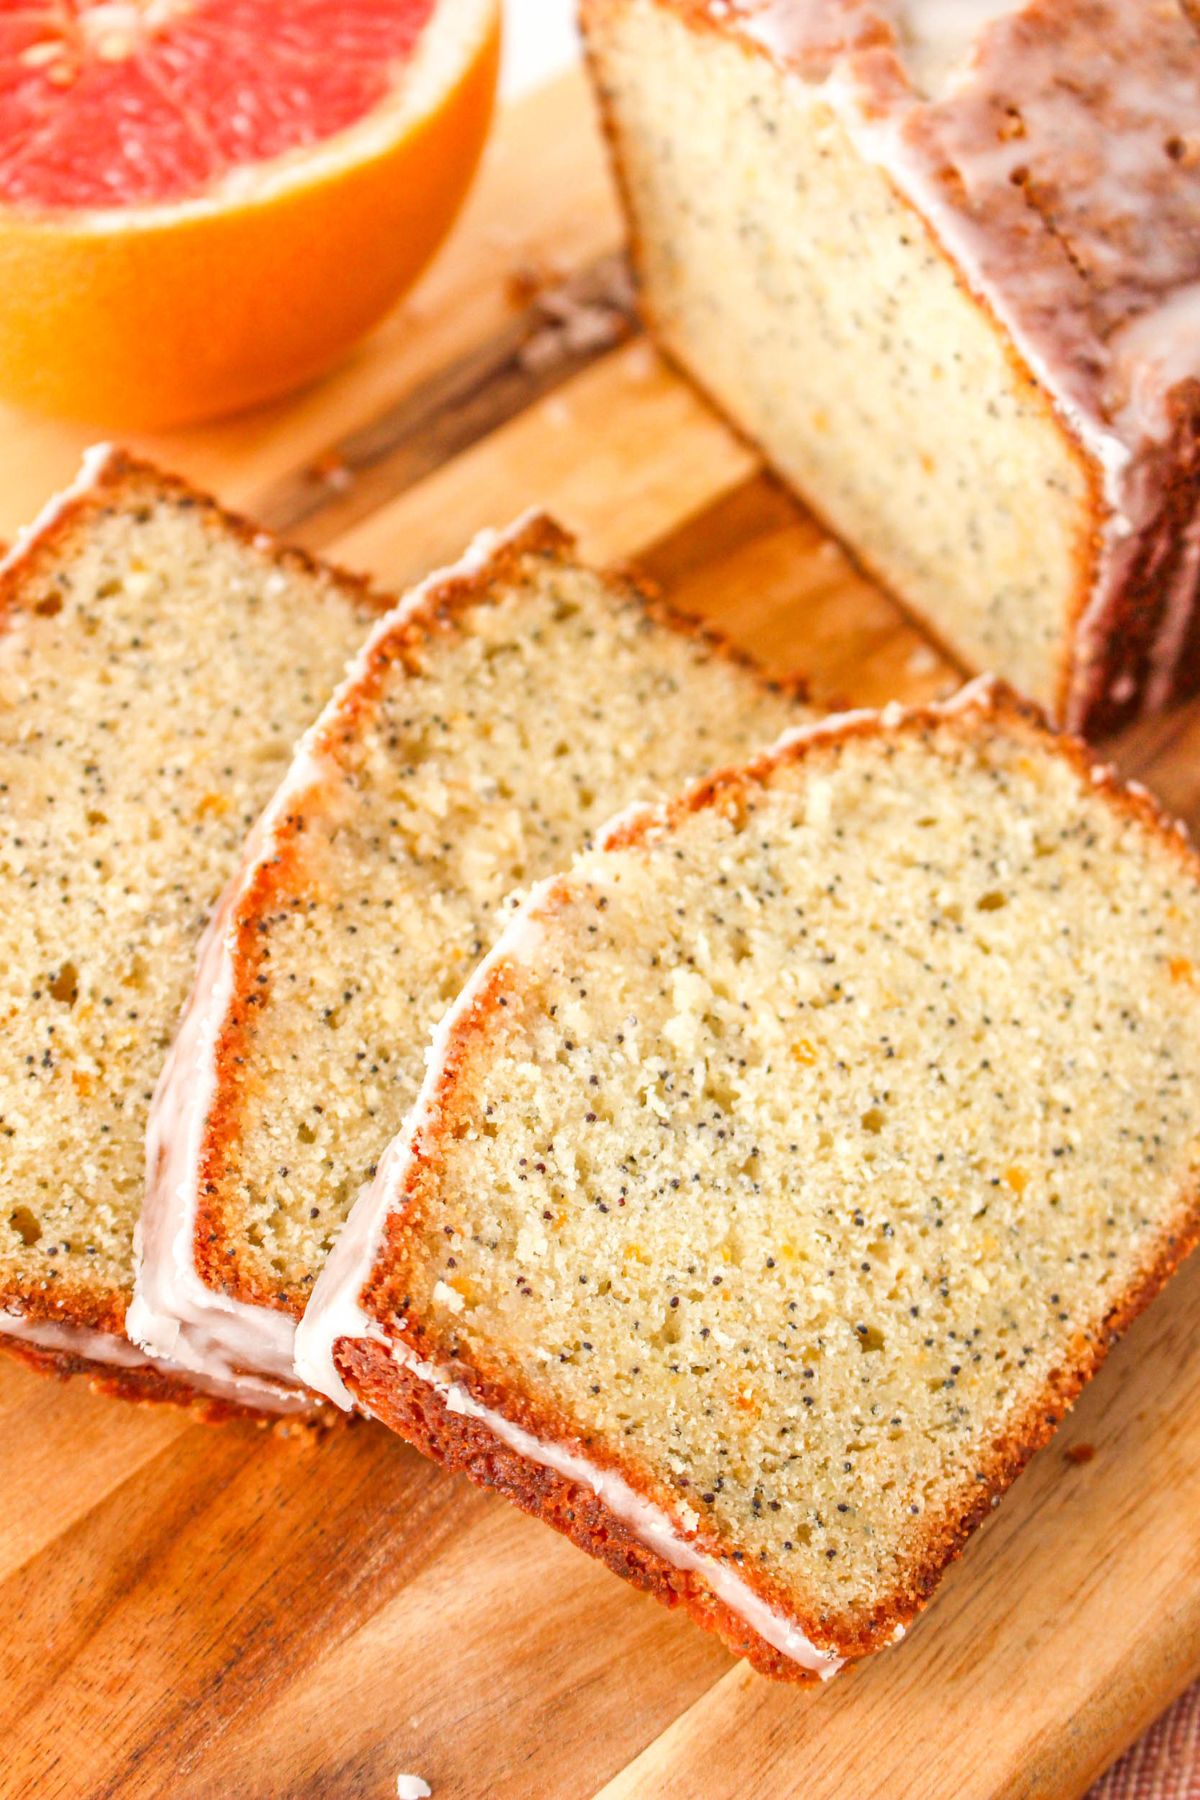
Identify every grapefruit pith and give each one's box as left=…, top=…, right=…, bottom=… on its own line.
left=0, top=0, right=500, bottom=427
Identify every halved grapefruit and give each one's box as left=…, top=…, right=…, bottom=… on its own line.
left=0, top=0, right=500, bottom=426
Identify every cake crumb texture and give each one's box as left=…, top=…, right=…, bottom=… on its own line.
left=367, top=692, right=1200, bottom=1659
left=0, top=453, right=382, bottom=1337
left=204, top=523, right=804, bottom=1318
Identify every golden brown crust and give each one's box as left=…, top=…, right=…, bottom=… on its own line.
left=339, top=1165, right=1200, bottom=1671
left=595, top=678, right=1197, bottom=860
left=0, top=447, right=393, bottom=636
left=0, top=1278, right=129, bottom=1343
left=0, top=1323, right=345, bottom=1433
left=1063, top=381, right=1200, bottom=737
left=337, top=1335, right=818, bottom=1681
left=340, top=678, right=1200, bottom=1671
left=0, top=1326, right=254, bottom=1421
left=0, top=448, right=392, bottom=1366
left=193, top=515, right=805, bottom=1321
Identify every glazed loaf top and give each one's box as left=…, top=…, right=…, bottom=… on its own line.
left=694, top=0, right=1200, bottom=441
left=674, top=0, right=1200, bottom=708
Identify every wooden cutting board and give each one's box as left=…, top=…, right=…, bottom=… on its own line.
left=4, top=67, right=1200, bottom=1800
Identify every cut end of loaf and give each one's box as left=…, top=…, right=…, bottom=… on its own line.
left=583, top=0, right=1200, bottom=735
left=582, top=0, right=1097, bottom=721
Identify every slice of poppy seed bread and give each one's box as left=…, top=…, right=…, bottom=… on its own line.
left=0, top=448, right=386, bottom=1411
left=130, top=514, right=807, bottom=1399
left=296, top=679, right=1200, bottom=1678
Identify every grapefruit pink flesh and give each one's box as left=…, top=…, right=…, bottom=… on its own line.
left=0, top=0, right=440, bottom=209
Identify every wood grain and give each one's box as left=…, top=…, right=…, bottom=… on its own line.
left=3, top=65, right=1200, bottom=1800
left=250, top=252, right=637, bottom=547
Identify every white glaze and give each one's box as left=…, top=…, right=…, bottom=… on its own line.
left=0, top=1308, right=153, bottom=1370
left=297, top=1277, right=845, bottom=1675
left=898, top=0, right=1018, bottom=95
left=0, top=442, right=118, bottom=578
left=718, top=3, right=1200, bottom=461
left=867, top=33, right=1200, bottom=724
left=129, top=514, right=554, bottom=1402
left=127, top=773, right=320, bottom=1407
left=825, top=71, right=1130, bottom=476
left=1111, top=283, right=1200, bottom=445
left=799, top=34, right=1142, bottom=730
left=0, top=1307, right=312, bottom=1412
left=408, top=1344, right=845, bottom=1677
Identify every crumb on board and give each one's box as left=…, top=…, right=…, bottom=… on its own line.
left=905, top=643, right=940, bottom=676
left=506, top=256, right=567, bottom=306
left=517, top=260, right=636, bottom=375
left=1064, top=1443, right=1097, bottom=1465
left=396, top=1776, right=432, bottom=1799
left=306, top=450, right=354, bottom=492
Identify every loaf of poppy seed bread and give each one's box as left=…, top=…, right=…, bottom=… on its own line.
left=130, top=514, right=808, bottom=1399
left=581, top=0, right=1200, bottom=737
left=296, top=679, right=1200, bottom=1678
left=0, top=448, right=387, bottom=1412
